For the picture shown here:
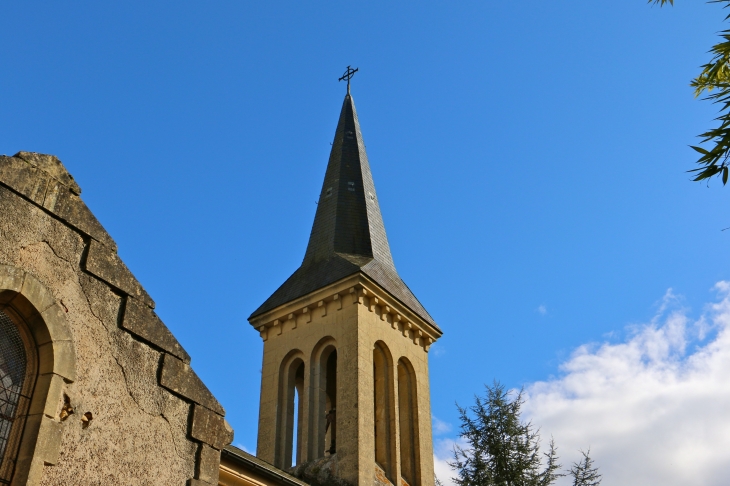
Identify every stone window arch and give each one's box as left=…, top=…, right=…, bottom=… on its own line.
left=308, top=337, right=337, bottom=461
left=397, top=357, right=420, bottom=486
left=276, top=350, right=305, bottom=469
left=0, top=308, right=37, bottom=484
left=0, top=265, right=76, bottom=485
left=373, top=341, right=396, bottom=482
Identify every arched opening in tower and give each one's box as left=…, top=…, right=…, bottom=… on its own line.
left=398, top=358, right=420, bottom=486
left=309, top=343, right=337, bottom=460
left=324, top=350, right=337, bottom=456
left=277, top=357, right=305, bottom=469
left=373, top=341, right=395, bottom=481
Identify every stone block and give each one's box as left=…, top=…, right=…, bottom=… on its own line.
left=24, top=309, right=52, bottom=346
left=0, top=264, right=25, bottom=296
left=14, top=151, right=81, bottom=195
left=29, top=373, right=65, bottom=417
left=84, top=239, right=154, bottom=308
left=38, top=415, right=64, bottom=465
left=190, top=405, right=232, bottom=450
left=160, top=354, right=223, bottom=414
left=20, top=273, right=56, bottom=314
left=0, top=155, right=51, bottom=205
left=0, top=154, right=116, bottom=249
left=37, top=340, right=76, bottom=382
left=48, top=187, right=117, bottom=250
left=14, top=413, right=64, bottom=485
left=122, top=297, right=190, bottom=362
left=196, top=443, right=221, bottom=484
left=41, top=302, right=74, bottom=342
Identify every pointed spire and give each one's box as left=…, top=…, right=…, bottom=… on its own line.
left=303, top=92, right=395, bottom=270
left=250, top=91, right=437, bottom=329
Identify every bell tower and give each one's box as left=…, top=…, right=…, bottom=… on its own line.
left=248, top=80, right=442, bottom=486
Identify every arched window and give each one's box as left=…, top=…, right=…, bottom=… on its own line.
left=276, top=354, right=305, bottom=469
left=0, top=309, right=36, bottom=485
left=397, top=358, right=419, bottom=486
left=308, top=340, right=336, bottom=461
left=373, top=341, right=395, bottom=481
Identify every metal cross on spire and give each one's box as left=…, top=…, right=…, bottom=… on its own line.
left=338, top=65, right=358, bottom=93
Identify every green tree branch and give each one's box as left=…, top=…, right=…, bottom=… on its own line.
left=650, top=0, right=730, bottom=185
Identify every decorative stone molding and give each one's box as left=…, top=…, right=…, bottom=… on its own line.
left=249, top=273, right=442, bottom=352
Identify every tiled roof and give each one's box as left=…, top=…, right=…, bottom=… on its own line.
left=249, top=92, right=438, bottom=330
left=222, top=445, right=308, bottom=486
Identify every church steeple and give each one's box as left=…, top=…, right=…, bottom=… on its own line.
left=249, top=81, right=441, bottom=486
left=250, top=91, right=438, bottom=329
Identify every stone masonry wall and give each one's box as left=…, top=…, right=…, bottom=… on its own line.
left=0, top=152, right=232, bottom=485
left=251, top=274, right=437, bottom=486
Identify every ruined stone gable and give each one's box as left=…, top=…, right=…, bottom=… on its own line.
left=0, top=152, right=232, bottom=485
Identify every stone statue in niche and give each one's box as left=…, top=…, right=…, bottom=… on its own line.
left=325, top=408, right=336, bottom=454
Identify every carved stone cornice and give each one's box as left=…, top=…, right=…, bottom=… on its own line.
left=248, top=272, right=441, bottom=352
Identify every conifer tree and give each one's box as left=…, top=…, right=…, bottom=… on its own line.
left=568, top=450, right=601, bottom=486
left=449, top=382, right=562, bottom=486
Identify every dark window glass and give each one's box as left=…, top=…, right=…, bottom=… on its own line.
left=0, top=310, right=27, bottom=483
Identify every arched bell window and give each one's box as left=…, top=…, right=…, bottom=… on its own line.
left=307, top=337, right=338, bottom=462
left=397, top=358, right=420, bottom=486
left=0, top=309, right=37, bottom=485
left=373, top=341, right=396, bottom=482
left=276, top=352, right=305, bottom=469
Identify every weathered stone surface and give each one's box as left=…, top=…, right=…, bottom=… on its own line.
left=28, top=373, right=65, bottom=418
left=36, top=268, right=197, bottom=485
left=37, top=339, right=76, bottom=382
left=122, top=296, right=190, bottom=362
left=0, top=264, right=25, bottom=299
left=84, top=239, right=155, bottom=308
left=14, top=152, right=81, bottom=195
left=20, top=271, right=57, bottom=314
left=197, top=443, right=221, bottom=484
left=0, top=155, right=116, bottom=249
left=188, top=479, right=216, bottom=486
left=0, top=155, right=52, bottom=205
left=253, top=276, right=437, bottom=486
left=289, top=454, right=353, bottom=486
left=13, top=414, right=64, bottom=485
left=46, top=187, right=116, bottom=249
left=0, top=155, right=214, bottom=484
left=191, top=405, right=233, bottom=450
left=160, top=354, right=223, bottom=414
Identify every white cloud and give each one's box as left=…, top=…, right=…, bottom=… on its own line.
left=537, top=304, right=548, bottom=316
left=432, top=416, right=453, bottom=436
left=234, top=443, right=254, bottom=454
left=433, top=437, right=466, bottom=486
left=431, top=342, right=446, bottom=357
left=435, top=283, right=730, bottom=486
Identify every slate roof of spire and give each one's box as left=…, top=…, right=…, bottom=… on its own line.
left=249, top=92, right=438, bottom=330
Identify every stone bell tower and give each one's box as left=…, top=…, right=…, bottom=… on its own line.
left=248, top=81, right=442, bottom=486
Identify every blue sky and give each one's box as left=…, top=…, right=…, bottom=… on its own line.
left=3, top=1, right=729, bottom=483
